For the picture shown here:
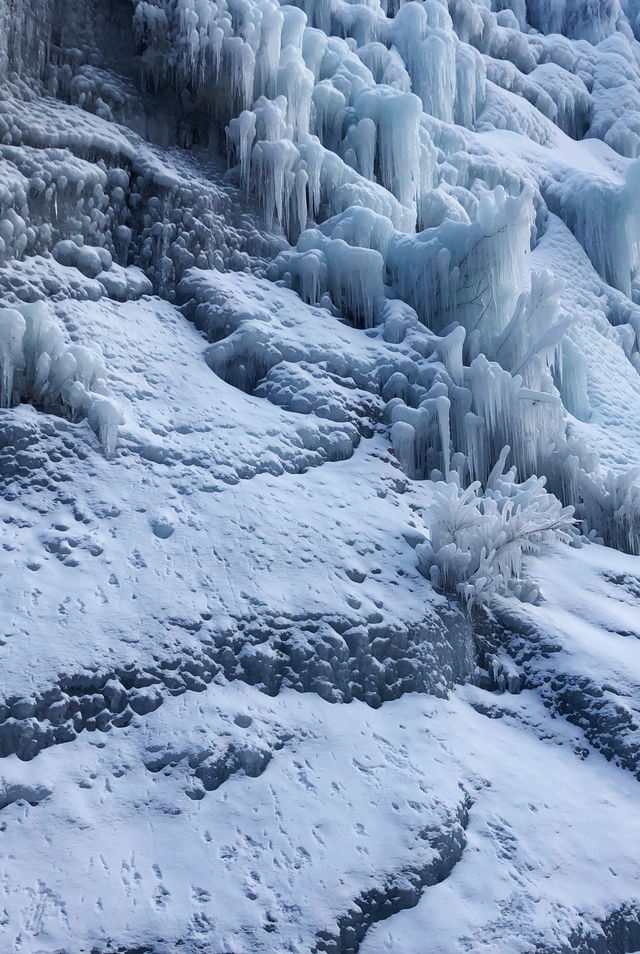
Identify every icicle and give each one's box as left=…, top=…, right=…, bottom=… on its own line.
left=354, top=87, right=422, bottom=208
left=435, top=394, right=451, bottom=479
left=454, top=44, right=486, bottom=128
left=251, top=139, right=300, bottom=230
left=88, top=397, right=123, bottom=457
left=391, top=420, right=417, bottom=475
left=254, top=0, right=284, bottom=98
left=437, top=325, right=465, bottom=386
left=227, top=110, right=257, bottom=192
left=0, top=309, right=26, bottom=408
left=277, top=46, right=314, bottom=138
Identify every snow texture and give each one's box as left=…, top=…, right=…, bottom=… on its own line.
left=2, top=0, right=640, bottom=951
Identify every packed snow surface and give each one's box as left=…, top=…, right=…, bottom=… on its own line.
left=2, top=0, right=640, bottom=951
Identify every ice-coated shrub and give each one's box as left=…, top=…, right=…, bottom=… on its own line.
left=416, top=446, right=576, bottom=608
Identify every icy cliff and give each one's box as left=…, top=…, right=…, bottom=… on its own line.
left=2, top=0, right=640, bottom=951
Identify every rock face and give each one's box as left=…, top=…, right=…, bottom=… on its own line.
left=2, top=0, right=640, bottom=951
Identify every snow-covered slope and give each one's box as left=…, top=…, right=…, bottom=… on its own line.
left=2, top=0, right=640, bottom=951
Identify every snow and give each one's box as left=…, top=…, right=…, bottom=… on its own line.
left=2, top=0, right=640, bottom=950
left=4, top=680, right=640, bottom=954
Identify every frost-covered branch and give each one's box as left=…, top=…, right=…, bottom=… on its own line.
left=415, top=447, right=576, bottom=608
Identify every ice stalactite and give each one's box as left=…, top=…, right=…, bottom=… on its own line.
left=296, top=137, right=415, bottom=230
left=436, top=325, right=465, bottom=387
left=559, top=337, right=591, bottom=421
left=547, top=161, right=640, bottom=298
left=464, top=353, right=565, bottom=484
left=353, top=86, right=422, bottom=209
left=387, top=2, right=461, bottom=126
left=271, top=228, right=385, bottom=327
left=0, top=308, right=26, bottom=408
left=385, top=344, right=566, bottom=493
left=251, top=138, right=299, bottom=231
left=523, top=0, right=624, bottom=43
left=227, top=110, right=257, bottom=193
left=277, top=44, right=314, bottom=138
left=387, top=186, right=535, bottom=350
left=490, top=270, right=570, bottom=388
left=454, top=44, right=486, bottom=128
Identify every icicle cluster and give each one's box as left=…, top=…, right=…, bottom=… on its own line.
left=133, top=0, right=489, bottom=241
left=0, top=302, right=121, bottom=454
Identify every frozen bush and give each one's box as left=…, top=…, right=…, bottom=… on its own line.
left=416, top=447, right=576, bottom=608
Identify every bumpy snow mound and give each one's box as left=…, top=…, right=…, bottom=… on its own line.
left=3, top=0, right=640, bottom=952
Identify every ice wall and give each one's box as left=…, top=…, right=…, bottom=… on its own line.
left=2, top=0, right=640, bottom=561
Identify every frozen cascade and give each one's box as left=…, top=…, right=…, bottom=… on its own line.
left=522, top=0, right=625, bottom=43
left=131, top=0, right=495, bottom=246
left=546, top=160, right=640, bottom=297
left=2, top=0, right=640, bottom=556
left=387, top=186, right=536, bottom=349
left=5, top=1, right=640, bottom=952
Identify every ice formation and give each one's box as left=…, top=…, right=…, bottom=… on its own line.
left=96, top=0, right=640, bottom=555
left=0, top=301, right=119, bottom=451
left=3, top=0, right=640, bottom=950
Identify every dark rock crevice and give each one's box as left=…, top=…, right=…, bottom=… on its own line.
left=314, top=798, right=471, bottom=954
